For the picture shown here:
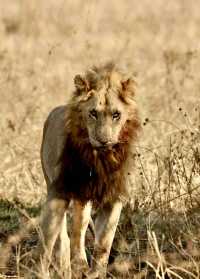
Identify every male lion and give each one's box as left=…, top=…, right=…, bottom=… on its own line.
left=39, top=62, right=140, bottom=278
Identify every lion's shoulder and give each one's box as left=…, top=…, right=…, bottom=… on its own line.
left=45, top=105, right=67, bottom=124
left=41, top=105, right=70, bottom=184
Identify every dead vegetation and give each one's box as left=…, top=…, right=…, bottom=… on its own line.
left=0, top=0, right=200, bottom=278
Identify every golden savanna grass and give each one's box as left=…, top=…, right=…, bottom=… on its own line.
left=0, top=0, right=200, bottom=278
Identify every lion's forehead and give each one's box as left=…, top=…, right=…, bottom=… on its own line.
left=89, top=88, right=124, bottom=113
left=88, top=68, right=123, bottom=89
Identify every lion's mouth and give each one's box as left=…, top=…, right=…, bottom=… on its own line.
left=89, top=136, right=120, bottom=150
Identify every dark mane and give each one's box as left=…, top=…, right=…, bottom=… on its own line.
left=57, top=106, right=140, bottom=206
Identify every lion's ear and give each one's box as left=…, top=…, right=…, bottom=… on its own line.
left=120, top=77, right=136, bottom=102
left=121, top=78, right=135, bottom=92
left=121, top=77, right=136, bottom=98
left=74, top=75, right=89, bottom=92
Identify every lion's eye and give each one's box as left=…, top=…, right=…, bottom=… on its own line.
left=112, top=111, right=121, bottom=120
left=89, top=109, right=98, bottom=120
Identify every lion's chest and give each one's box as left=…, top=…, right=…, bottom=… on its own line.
left=60, top=144, right=126, bottom=204
left=65, top=158, right=97, bottom=186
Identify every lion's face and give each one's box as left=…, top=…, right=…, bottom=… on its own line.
left=82, top=87, right=132, bottom=148
left=74, top=64, right=137, bottom=149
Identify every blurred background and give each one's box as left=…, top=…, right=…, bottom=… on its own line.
left=0, top=1, right=200, bottom=277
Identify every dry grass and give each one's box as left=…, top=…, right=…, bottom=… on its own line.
left=0, top=0, right=200, bottom=278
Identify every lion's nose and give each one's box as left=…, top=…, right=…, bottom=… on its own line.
left=98, top=139, right=109, bottom=146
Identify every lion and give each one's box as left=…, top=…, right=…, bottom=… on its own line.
left=39, top=62, right=141, bottom=278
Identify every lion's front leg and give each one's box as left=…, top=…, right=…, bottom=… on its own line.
left=36, top=195, right=69, bottom=277
left=71, top=200, right=92, bottom=277
left=55, top=211, right=71, bottom=278
left=90, top=201, right=122, bottom=278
